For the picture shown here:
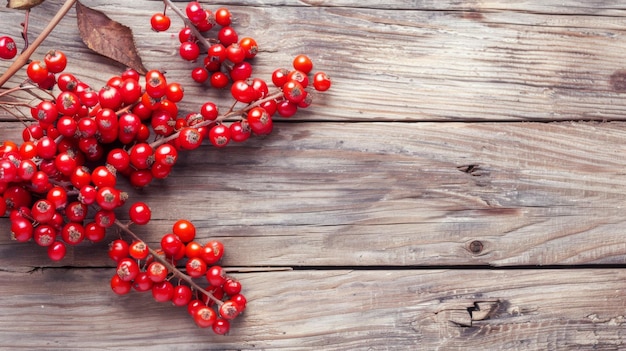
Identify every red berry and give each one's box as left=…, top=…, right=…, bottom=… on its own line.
left=129, top=240, right=149, bottom=260
left=239, top=37, right=258, bottom=59
left=11, top=217, right=33, bottom=242
left=179, top=41, right=200, bottom=61
left=116, top=257, right=140, bottom=282
left=214, top=7, right=232, bottom=26
left=44, top=50, right=67, bottom=73
left=152, top=281, right=174, bottom=302
left=151, top=13, right=171, bottom=32
left=47, top=241, right=67, bottom=261
left=129, top=143, right=153, bottom=169
left=208, top=124, right=231, bottom=148
left=191, top=67, right=209, bottom=83
left=219, top=300, right=241, bottom=320
left=185, top=257, right=207, bottom=278
left=246, top=106, right=273, bottom=135
left=292, top=54, right=313, bottom=74
left=210, top=72, right=229, bottom=89
left=161, top=233, right=184, bottom=257
left=85, top=221, right=106, bottom=242
left=61, top=222, right=85, bottom=245
left=132, top=272, right=154, bottom=292
left=313, top=71, right=332, bottom=91
left=129, top=201, right=151, bottom=225
left=147, top=261, right=168, bottom=282
left=172, top=284, right=193, bottom=307
left=212, top=318, right=230, bottom=335
left=172, top=219, right=196, bottom=243
left=193, top=306, right=217, bottom=328
left=111, top=274, right=132, bottom=295
left=108, top=239, right=129, bottom=262
left=26, top=60, right=49, bottom=84
left=231, top=80, right=257, bottom=103
left=229, top=120, right=251, bottom=142
left=178, top=127, right=203, bottom=150
left=202, top=240, right=225, bottom=265
left=206, top=265, right=226, bottom=287
left=223, top=278, right=242, bottom=296
left=0, top=36, right=17, bottom=59
left=186, top=1, right=206, bottom=23
left=33, top=225, right=56, bottom=247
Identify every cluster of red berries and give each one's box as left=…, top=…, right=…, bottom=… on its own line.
left=0, top=35, right=17, bottom=60
left=109, top=219, right=245, bottom=334
left=1, top=0, right=331, bottom=334
left=151, top=2, right=260, bottom=88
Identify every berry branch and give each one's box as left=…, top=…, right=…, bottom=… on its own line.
left=0, top=0, right=331, bottom=335
left=113, top=219, right=223, bottom=306
left=0, top=0, right=77, bottom=88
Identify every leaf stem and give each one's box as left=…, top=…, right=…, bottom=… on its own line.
left=0, top=0, right=78, bottom=88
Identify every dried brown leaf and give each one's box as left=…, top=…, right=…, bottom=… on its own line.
left=7, top=0, right=44, bottom=10
left=75, top=1, right=147, bottom=75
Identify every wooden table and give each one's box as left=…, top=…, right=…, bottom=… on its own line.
left=1, top=0, right=626, bottom=349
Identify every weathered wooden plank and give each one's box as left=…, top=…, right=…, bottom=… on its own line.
left=0, top=268, right=624, bottom=350
left=1, top=121, right=626, bottom=268
left=2, top=1, right=626, bottom=122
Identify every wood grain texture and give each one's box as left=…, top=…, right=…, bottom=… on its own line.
left=1, top=121, right=626, bottom=268
left=1, top=268, right=625, bottom=350
left=3, top=1, right=626, bottom=121
left=1, top=0, right=626, bottom=350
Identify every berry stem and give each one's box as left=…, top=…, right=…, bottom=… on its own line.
left=21, top=9, right=31, bottom=54
left=161, top=0, right=211, bottom=49
left=113, top=219, right=224, bottom=306
left=0, top=0, right=77, bottom=88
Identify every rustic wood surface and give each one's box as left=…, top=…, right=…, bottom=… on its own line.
left=1, top=0, right=626, bottom=349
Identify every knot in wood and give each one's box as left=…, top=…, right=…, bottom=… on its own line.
left=469, top=240, right=483, bottom=254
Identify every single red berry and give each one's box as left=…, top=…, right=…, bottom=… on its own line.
left=172, top=219, right=196, bottom=243
left=212, top=318, right=230, bottom=335
left=166, top=82, right=184, bottom=102
left=209, top=124, right=231, bottom=148
left=223, top=278, right=242, bottom=296
left=219, top=300, right=241, bottom=320
left=119, top=78, right=143, bottom=104
left=214, top=7, right=232, bottom=26
left=91, top=165, right=116, bottom=188
left=229, top=120, right=251, bottom=142
left=132, top=272, right=154, bottom=292
left=147, top=261, right=169, bottom=282
left=85, top=221, right=106, bottom=242
left=161, top=233, right=184, bottom=257
left=94, top=209, right=116, bottom=228
left=26, top=60, right=49, bottom=84
left=187, top=299, right=204, bottom=315
left=271, top=68, right=290, bottom=87
left=186, top=257, right=207, bottom=278
left=206, top=265, right=226, bottom=287
left=33, top=225, right=56, bottom=247
left=239, top=37, right=258, bottom=59
left=186, top=1, right=206, bottom=23
left=96, top=186, right=124, bottom=211
left=282, top=80, right=306, bottom=104
left=150, top=13, right=171, bottom=32
left=47, top=241, right=67, bottom=261
left=276, top=99, right=298, bottom=118
left=178, top=127, right=203, bottom=150
left=172, top=284, right=193, bottom=307
left=229, top=61, right=252, bottom=81
left=313, top=71, right=332, bottom=91
left=202, top=240, right=225, bottom=265
left=61, top=221, right=85, bottom=245
left=193, top=306, right=217, bottom=328
left=179, top=27, right=196, bottom=43
left=293, top=54, right=313, bottom=74
left=108, top=239, right=130, bottom=262
left=129, top=202, right=151, bottom=225
left=191, top=67, right=209, bottom=83
left=231, top=80, right=257, bottom=103
left=210, top=72, right=229, bottom=89
left=129, top=240, right=149, bottom=260
left=0, top=36, right=17, bottom=59
left=225, top=43, right=245, bottom=63
left=116, top=257, right=140, bottom=282
left=11, top=216, right=33, bottom=242
left=185, top=241, right=204, bottom=259
left=44, top=50, right=67, bottom=73
left=179, top=41, right=201, bottom=61
left=152, top=281, right=175, bottom=302
left=129, top=143, right=153, bottom=169
left=111, top=274, right=132, bottom=295
left=145, top=70, right=168, bottom=99
left=219, top=26, right=239, bottom=47
left=246, top=106, right=273, bottom=135
left=64, top=201, right=88, bottom=222
left=230, top=293, right=247, bottom=312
